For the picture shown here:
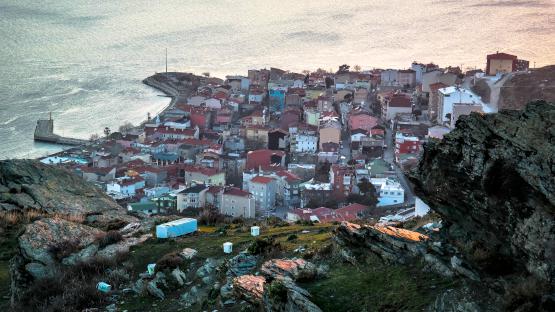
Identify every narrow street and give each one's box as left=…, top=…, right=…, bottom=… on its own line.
left=384, top=127, right=416, bottom=206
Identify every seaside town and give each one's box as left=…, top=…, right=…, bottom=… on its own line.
left=37, top=51, right=532, bottom=224
left=3, top=47, right=552, bottom=311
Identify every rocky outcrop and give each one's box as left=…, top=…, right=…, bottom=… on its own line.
left=410, top=101, right=555, bottom=310
left=263, top=280, right=322, bottom=312
left=0, top=160, right=132, bottom=225
left=261, top=258, right=317, bottom=282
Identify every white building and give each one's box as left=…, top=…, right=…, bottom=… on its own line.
left=106, top=177, right=145, bottom=198
left=370, top=178, right=404, bottom=206
left=293, top=132, right=318, bottom=153
left=380, top=69, right=399, bottom=86
left=438, top=87, right=485, bottom=127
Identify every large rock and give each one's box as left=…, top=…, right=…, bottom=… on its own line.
left=233, top=275, right=266, bottom=303
left=410, top=101, right=555, bottom=309
left=19, top=217, right=103, bottom=267
left=261, top=258, right=317, bottom=282
left=0, top=160, right=133, bottom=224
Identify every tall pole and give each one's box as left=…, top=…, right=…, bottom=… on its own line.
left=165, top=48, right=168, bottom=74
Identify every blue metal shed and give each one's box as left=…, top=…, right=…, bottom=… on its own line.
left=156, top=218, right=197, bottom=238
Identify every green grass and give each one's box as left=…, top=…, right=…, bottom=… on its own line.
left=301, top=255, right=457, bottom=312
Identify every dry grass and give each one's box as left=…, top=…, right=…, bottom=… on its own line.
left=0, top=210, right=86, bottom=228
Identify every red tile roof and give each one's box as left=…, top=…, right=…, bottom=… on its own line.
left=224, top=187, right=251, bottom=197
left=251, top=176, right=275, bottom=184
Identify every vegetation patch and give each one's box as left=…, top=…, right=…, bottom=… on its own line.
left=301, top=255, right=457, bottom=312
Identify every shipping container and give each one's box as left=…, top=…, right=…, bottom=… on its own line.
left=156, top=218, right=197, bottom=238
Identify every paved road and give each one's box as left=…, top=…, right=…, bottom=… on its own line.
left=383, top=127, right=416, bottom=206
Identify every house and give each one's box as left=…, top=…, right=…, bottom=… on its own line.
left=248, top=176, right=277, bottom=211
left=246, top=149, right=286, bottom=170
left=276, top=170, right=302, bottom=208
left=180, top=165, right=226, bottom=186
left=319, top=120, right=341, bottom=149
left=299, top=180, right=333, bottom=208
left=241, top=110, right=266, bottom=127
left=353, top=89, right=369, bottom=104
left=245, top=125, right=270, bottom=145
left=152, top=126, right=199, bottom=140
left=106, top=176, right=145, bottom=198
left=427, top=82, right=448, bottom=122
left=437, top=86, right=485, bottom=127
left=176, top=184, right=208, bottom=211
left=144, top=186, right=171, bottom=198
left=330, top=164, right=355, bottom=197
left=370, top=178, right=404, bottom=206
left=421, top=71, right=458, bottom=93
left=248, top=90, right=265, bottom=104
left=397, top=69, right=416, bottom=87
left=79, top=166, right=116, bottom=183
left=303, top=108, right=320, bottom=127
left=395, top=132, right=421, bottom=163
left=268, top=129, right=289, bottom=150
left=287, top=203, right=367, bottom=223
left=219, top=187, right=256, bottom=218
left=349, top=113, right=378, bottom=134
left=290, top=127, right=318, bottom=153
left=486, top=52, right=524, bottom=76
left=380, top=69, right=398, bottom=86
left=269, top=88, right=286, bottom=112
left=382, top=94, right=412, bottom=121
left=317, top=96, right=334, bottom=112
left=151, top=195, right=177, bottom=213
left=127, top=202, right=160, bottom=216
left=318, top=142, right=340, bottom=163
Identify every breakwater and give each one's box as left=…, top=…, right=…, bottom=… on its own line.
left=33, top=119, right=88, bottom=146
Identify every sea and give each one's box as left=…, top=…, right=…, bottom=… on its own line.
left=1, top=0, right=554, bottom=159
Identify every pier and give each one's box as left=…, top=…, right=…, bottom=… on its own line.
left=34, top=117, right=88, bottom=146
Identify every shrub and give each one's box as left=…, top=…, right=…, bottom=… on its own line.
left=96, top=230, right=123, bottom=248
left=247, top=237, right=281, bottom=256
left=155, top=252, right=183, bottom=271
left=267, top=281, right=288, bottom=303
left=287, top=234, right=298, bottom=241
left=48, top=239, right=81, bottom=261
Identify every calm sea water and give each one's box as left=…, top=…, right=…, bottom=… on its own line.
left=1, top=0, right=554, bottom=159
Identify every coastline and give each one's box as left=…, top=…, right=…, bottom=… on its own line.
left=37, top=73, right=187, bottom=160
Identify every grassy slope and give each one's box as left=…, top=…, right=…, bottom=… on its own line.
left=120, top=223, right=455, bottom=312
left=120, top=223, right=334, bottom=311
left=302, top=255, right=456, bottom=312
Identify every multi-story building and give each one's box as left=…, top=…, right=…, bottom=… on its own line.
left=370, top=178, right=404, bottom=206
left=248, top=176, right=277, bottom=211
left=437, top=86, right=484, bottom=127
left=382, top=94, right=412, bottom=121
left=329, top=164, right=355, bottom=197
left=394, top=132, right=421, bottom=163
left=176, top=184, right=208, bottom=211
left=219, top=187, right=256, bottom=218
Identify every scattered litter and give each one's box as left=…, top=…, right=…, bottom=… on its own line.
left=147, top=263, right=156, bottom=276
left=301, top=230, right=310, bottom=234
left=96, top=282, right=112, bottom=293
